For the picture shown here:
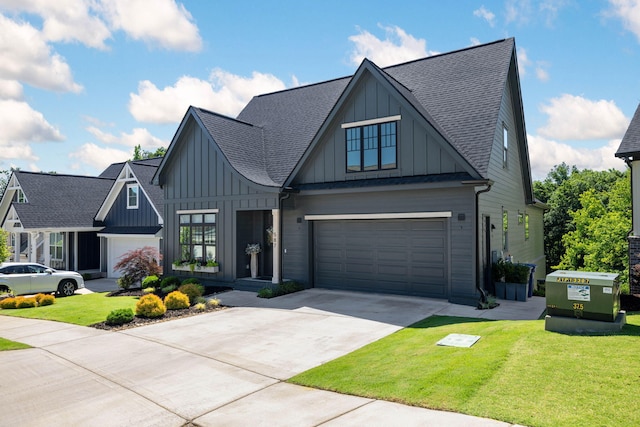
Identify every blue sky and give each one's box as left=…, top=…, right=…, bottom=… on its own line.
left=0, top=0, right=639, bottom=180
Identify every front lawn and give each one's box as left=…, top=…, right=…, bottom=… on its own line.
left=0, top=293, right=138, bottom=326
left=290, top=314, right=640, bottom=427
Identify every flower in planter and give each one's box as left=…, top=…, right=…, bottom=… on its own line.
left=245, top=243, right=261, bottom=255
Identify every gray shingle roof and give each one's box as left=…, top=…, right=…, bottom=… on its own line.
left=128, top=159, right=164, bottom=213
left=616, top=104, right=640, bottom=157
left=12, top=172, right=114, bottom=229
left=174, top=38, right=516, bottom=187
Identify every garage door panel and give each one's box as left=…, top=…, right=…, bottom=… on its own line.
left=314, top=219, right=448, bottom=298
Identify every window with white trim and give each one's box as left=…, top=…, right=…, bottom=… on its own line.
left=50, top=232, right=63, bottom=261
left=503, top=124, right=508, bottom=168
left=346, top=121, right=397, bottom=172
left=127, top=184, right=139, bottom=209
left=502, top=209, right=508, bottom=251
left=14, top=189, right=26, bottom=203
left=179, top=213, right=217, bottom=262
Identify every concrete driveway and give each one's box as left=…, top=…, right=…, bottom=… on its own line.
left=0, top=289, right=541, bottom=426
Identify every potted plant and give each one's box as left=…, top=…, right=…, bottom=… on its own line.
left=492, top=259, right=507, bottom=299
left=246, top=243, right=261, bottom=278
left=504, top=262, right=531, bottom=301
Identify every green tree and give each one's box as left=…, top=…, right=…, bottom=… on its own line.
left=534, top=164, right=625, bottom=272
left=0, top=229, right=10, bottom=262
left=132, top=145, right=166, bottom=160
left=554, top=170, right=631, bottom=290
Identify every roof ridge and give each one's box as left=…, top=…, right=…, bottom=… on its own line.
left=194, top=106, right=259, bottom=127
left=15, top=170, right=114, bottom=181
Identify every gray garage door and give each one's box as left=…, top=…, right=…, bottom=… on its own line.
left=313, top=219, right=448, bottom=298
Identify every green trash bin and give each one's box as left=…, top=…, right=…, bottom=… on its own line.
left=545, top=270, right=620, bottom=322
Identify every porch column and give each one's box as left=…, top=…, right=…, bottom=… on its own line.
left=43, top=232, right=51, bottom=267
left=12, top=232, right=19, bottom=261
left=272, top=208, right=281, bottom=284
left=29, top=232, right=38, bottom=263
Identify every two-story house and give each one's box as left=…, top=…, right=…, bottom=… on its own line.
left=153, top=38, right=545, bottom=305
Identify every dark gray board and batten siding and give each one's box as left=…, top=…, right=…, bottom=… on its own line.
left=103, top=185, right=161, bottom=228
left=161, top=120, right=279, bottom=282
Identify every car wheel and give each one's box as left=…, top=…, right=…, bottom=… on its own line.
left=0, top=284, right=9, bottom=293
left=57, top=280, right=76, bottom=297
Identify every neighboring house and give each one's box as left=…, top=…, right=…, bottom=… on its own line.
left=0, top=158, right=163, bottom=278
left=615, top=104, right=640, bottom=294
left=153, top=37, right=545, bottom=305
left=95, top=158, right=164, bottom=278
left=0, top=171, right=113, bottom=273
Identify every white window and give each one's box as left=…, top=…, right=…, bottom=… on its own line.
left=127, top=184, right=139, bottom=209
left=503, top=125, right=508, bottom=168
left=502, top=209, right=508, bottom=251
left=15, top=189, right=26, bottom=203
left=50, top=232, right=63, bottom=261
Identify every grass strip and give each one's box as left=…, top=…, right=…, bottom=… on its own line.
left=0, top=337, right=31, bottom=351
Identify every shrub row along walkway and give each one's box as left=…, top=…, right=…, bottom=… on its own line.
left=0, top=289, right=543, bottom=426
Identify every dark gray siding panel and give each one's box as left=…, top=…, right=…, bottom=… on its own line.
left=161, top=120, right=278, bottom=282
left=104, top=185, right=160, bottom=227
left=293, top=72, right=467, bottom=186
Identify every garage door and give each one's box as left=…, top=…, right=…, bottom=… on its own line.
left=314, top=219, right=448, bottom=298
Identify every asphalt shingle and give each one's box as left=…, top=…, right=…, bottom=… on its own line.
left=616, top=104, right=640, bottom=157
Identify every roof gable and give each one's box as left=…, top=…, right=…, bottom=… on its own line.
left=95, top=161, right=163, bottom=223
left=616, top=103, right=640, bottom=158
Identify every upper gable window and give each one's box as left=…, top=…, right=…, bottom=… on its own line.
left=345, top=121, right=397, bottom=173
left=127, top=184, right=139, bottom=209
left=502, top=125, right=508, bottom=168
left=13, top=189, right=26, bottom=203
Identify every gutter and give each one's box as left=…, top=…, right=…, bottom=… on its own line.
left=463, top=180, right=494, bottom=303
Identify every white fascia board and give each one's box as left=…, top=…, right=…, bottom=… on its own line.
left=341, top=115, right=402, bottom=129
left=97, top=233, right=160, bottom=239
left=176, top=209, right=219, bottom=215
left=304, top=212, right=452, bottom=221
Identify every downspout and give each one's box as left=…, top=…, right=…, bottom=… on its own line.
left=276, top=187, right=298, bottom=284
left=464, top=180, right=494, bottom=303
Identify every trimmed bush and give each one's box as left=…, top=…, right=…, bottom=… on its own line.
left=117, top=275, right=135, bottom=290
left=207, top=298, right=220, bottom=307
left=160, top=284, right=177, bottom=295
left=194, top=302, right=206, bottom=311
left=0, top=297, right=17, bottom=309
left=16, top=297, right=37, bottom=308
left=106, top=308, right=134, bottom=325
left=178, top=283, right=204, bottom=305
left=257, top=287, right=273, bottom=298
left=160, top=276, right=181, bottom=289
left=164, top=291, right=190, bottom=310
left=181, top=278, right=201, bottom=285
left=38, top=294, right=56, bottom=306
left=135, top=294, right=166, bottom=318
left=142, top=275, right=160, bottom=288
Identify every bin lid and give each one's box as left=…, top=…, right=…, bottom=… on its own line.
left=546, top=270, right=618, bottom=286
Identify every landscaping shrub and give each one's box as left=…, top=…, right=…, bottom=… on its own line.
left=257, top=282, right=303, bottom=299
left=207, top=298, right=220, bottom=307
left=143, top=287, right=156, bottom=294
left=117, top=275, right=135, bottom=290
left=16, top=297, right=37, bottom=308
left=0, top=297, right=17, bottom=309
left=160, top=285, right=177, bottom=295
left=178, top=283, right=204, bottom=305
left=194, top=296, right=206, bottom=305
left=257, top=287, right=273, bottom=298
left=194, top=302, right=206, bottom=311
left=160, top=276, right=181, bottom=288
left=114, top=246, right=162, bottom=287
left=142, top=275, right=161, bottom=288
left=38, top=294, right=55, bottom=306
left=106, top=308, right=134, bottom=325
left=135, top=294, right=166, bottom=318
left=164, top=291, right=190, bottom=310
left=181, top=278, right=201, bottom=285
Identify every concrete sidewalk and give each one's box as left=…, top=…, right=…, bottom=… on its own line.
left=0, top=290, right=538, bottom=426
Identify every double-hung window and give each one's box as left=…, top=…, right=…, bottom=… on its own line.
left=346, top=121, right=397, bottom=172
left=50, top=232, right=63, bottom=261
left=127, top=184, right=139, bottom=209
left=179, top=212, right=217, bottom=262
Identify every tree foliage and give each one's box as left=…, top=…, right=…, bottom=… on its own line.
left=0, top=229, right=11, bottom=263
left=113, top=246, right=163, bottom=286
left=533, top=163, right=626, bottom=273
left=132, top=144, right=166, bottom=160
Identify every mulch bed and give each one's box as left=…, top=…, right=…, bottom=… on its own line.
left=89, top=285, right=232, bottom=331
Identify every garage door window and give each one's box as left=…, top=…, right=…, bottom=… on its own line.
left=179, top=213, right=216, bottom=262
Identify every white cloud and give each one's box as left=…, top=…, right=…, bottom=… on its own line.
left=0, top=0, right=112, bottom=49
left=99, top=0, right=202, bottom=51
left=528, top=134, right=626, bottom=180
left=474, top=6, right=496, bottom=27
left=129, top=70, right=287, bottom=123
left=0, top=99, right=63, bottom=143
left=609, top=0, right=640, bottom=42
left=348, top=25, right=437, bottom=67
left=517, top=47, right=532, bottom=76
left=505, top=0, right=533, bottom=25
left=88, top=126, right=166, bottom=148
left=538, top=94, right=629, bottom=140
left=0, top=79, right=23, bottom=100
left=0, top=14, right=82, bottom=93
left=535, top=65, right=550, bottom=82
left=68, top=142, right=130, bottom=171
left=470, top=37, right=482, bottom=46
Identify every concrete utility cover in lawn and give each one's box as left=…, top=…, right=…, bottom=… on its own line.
left=436, top=333, right=481, bottom=348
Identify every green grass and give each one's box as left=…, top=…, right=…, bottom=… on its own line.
left=290, top=314, right=640, bottom=427
left=0, top=292, right=138, bottom=326
left=0, top=337, right=31, bottom=351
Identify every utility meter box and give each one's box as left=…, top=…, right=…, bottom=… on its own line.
left=545, top=270, right=620, bottom=322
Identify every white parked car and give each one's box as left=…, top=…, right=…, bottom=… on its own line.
left=0, top=262, right=85, bottom=297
